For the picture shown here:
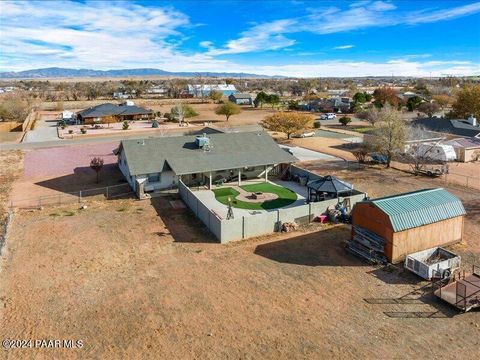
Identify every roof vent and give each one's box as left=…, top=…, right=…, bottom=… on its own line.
left=195, top=133, right=210, bottom=148
left=467, top=115, right=477, bottom=127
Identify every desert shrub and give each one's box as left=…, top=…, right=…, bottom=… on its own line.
left=151, top=120, right=159, bottom=128
left=80, top=128, right=87, bottom=134
left=339, top=116, right=352, bottom=126
left=313, top=121, right=321, bottom=129
left=122, top=120, right=129, bottom=130
left=68, top=129, right=73, bottom=134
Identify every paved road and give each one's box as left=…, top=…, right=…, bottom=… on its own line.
left=0, top=125, right=265, bottom=151
left=0, top=127, right=202, bottom=150
left=22, top=119, right=59, bottom=143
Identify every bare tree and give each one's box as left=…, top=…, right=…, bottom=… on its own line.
left=403, top=125, right=445, bottom=174
left=365, top=105, right=405, bottom=168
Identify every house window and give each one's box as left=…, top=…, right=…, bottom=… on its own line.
left=148, top=173, right=160, bottom=183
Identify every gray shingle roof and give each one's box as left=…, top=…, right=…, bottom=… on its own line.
left=119, top=132, right=297, bottom=176
left=77, top=103, right=152, bottom=118
left=448, top=137, right=480, bottom=149
left=411, top=118, right=480, bottom=138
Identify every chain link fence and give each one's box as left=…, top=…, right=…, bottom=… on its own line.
left=9, top=183, right=133, bottom=209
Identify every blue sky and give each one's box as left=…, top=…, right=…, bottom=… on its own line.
left=1, top=0, right=479, bottom=76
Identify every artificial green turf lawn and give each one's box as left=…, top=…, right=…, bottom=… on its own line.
left=212, top=183, right=297, bottom=210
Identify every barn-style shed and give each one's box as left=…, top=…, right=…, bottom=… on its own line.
left=350, top=188, right=466, bottom=264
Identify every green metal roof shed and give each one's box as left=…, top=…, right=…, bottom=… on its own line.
left=368, top=188, right=466, bottom=232
left=351, top=188, right=466, bottom=263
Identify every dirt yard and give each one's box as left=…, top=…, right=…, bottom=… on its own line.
left=0, top=150, right=23, bottom=241
left=10, top=142, right=124, bottom=205
left=1, top=165, right=479, bottom=359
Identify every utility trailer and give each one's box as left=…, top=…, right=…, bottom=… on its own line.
left=433, top=265, right=480, bottom=312
left=405, top=247, right=460, bottom=280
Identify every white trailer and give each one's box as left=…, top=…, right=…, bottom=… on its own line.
left=405, top=247, right=460, bottom=280
left=410, top=144, right=457, bottom=162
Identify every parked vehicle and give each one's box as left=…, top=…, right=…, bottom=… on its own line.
left=319, top=114, right=328, bottom=120
left=370, top=153, right=388, bottom=164
left=299, top=131, right=316, bottom=138
left=326, top=113, right=337, bottom=119
left=416, top=164, right=448, bottom=177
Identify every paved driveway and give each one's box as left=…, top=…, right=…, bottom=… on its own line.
left=23, top=118, right=59, bottom=143
left=279, top=145, right=339, bottom=162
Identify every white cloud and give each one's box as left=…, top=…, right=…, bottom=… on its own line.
left=334, top=45, right=354, bottom=50
left=233, top=59, right=480, bottom=77
left=0, top=0, right=479, bottom=78
left=207, top=1, right=480, bottom=54
left=199, top=41, right=214, bottom=49
left=406, top=2, right=480, bottom=24
left=0, top=0, right=214, bottom=71
left=206, top=19, right=296, bottom=55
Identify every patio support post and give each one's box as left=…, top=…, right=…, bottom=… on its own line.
left=209, top=172, right=212, bottom=189
left=238, top=169, right=242, bottom=186
left=265, top=165, right=268, bottom=182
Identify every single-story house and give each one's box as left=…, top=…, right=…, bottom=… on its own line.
left=351, top=188, right=466, bottom=263
left=446, top=137, right=480, bottom=162
left=114, top=131, right=297, bottom=198
left=187, top=84, right=237, bottom=97
left=76, top=102, right=153, bottom=125
left=229, top=93, right=253, bottom=105
left=411, top=117, right=480, bottom=138
left=113, top=92, right=130, bottom=99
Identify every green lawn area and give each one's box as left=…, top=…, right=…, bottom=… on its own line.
left=349, top=126, right=375, bottom=134
left=212, top=183, right=297, bottom=210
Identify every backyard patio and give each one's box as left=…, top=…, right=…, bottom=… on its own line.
left=192, top=179, right=309, bottom=218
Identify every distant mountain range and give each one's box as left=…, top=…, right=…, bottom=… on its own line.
left=0, top=67, right=274, bottom=79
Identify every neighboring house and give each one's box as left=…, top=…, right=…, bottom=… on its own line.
left=187, top=84, right=237, bottom=97
left=113, top=92, right=130, bottom=99
left=330, top=97, right=352, bottom=113
left=114, top=131, right=297, bottom=198
left=228, top=93, right=253, bottom=105
left=351, top=188, right=466, bottom=263
left=76, top=102, right=153, bottom=124
left=411, top=117, right=480, bottom=138
left=301, top=97, right=351, bottom=113
left=61, top=110, right=74, bottom=120
left=446, top=137, right=480, bottom=162
left=301, top=99, right=334, bottom=112
left=328, top=89, right=349, bottom=97
left=146, top=86, right=167, bottom=96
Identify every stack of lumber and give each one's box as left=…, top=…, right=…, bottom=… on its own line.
left=346, top=226, right=387, bottom=264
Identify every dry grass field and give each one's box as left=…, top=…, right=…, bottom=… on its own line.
left=1, top=162, right=479, bottom=359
